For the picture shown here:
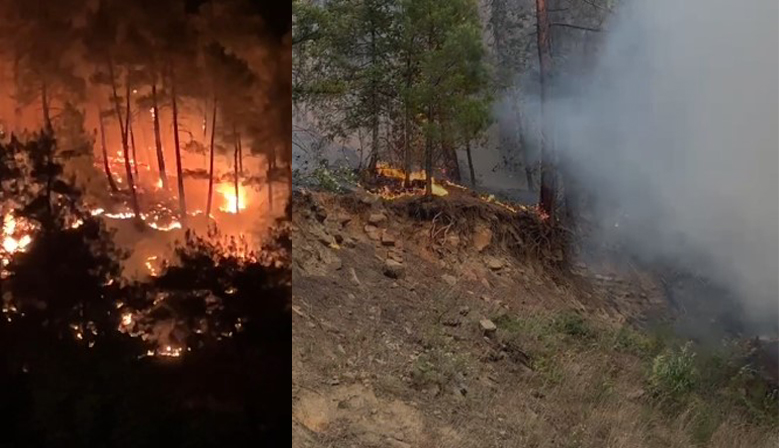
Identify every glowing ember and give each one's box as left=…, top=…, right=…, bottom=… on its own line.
left=158, top=345, right=183, bottom=357
left=2, top=215, right=33, bottom=260
left=216, top=182, right=248, bottom=214
left=121, top=313, right=133, bottom=326
left=145, top=255, right=160, bottom=276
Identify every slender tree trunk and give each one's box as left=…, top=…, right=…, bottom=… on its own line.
left=151, top=82, right=168, bottom=190
left=107, top=59, right=125, bottom=138
left=206, top=98, right=217, bottom=217
left=170, top=72, right=187, bottom=222
left=403, top=56, right=412, bottom=188
left=234, top=135, right=241, bottom=214
left=237, top=135, right=243, bottom=175
left=202, top=98, right=208, bottom=141
left=536, top=0, right=556, bottom=220
left=98, top=110, right=119, bottom=192
left=443, top=139, right=461, bottom=182
left=367, top=20, right=379, bottom=173
left=121, top=83, right=142, bottom=226
left=107, top=60, right=141, bottom=224
left=403, top=108, right=411, bottom=188
left=129, top=119, right=139, bottom=179
left=41, top=82, right=51, bottom=132
left=466, top=141, right=476, bottom=187
left=424, top=104, right=433, bottom=195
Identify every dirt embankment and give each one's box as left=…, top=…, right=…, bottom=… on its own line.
left=291, top=188, right=776, bottom=448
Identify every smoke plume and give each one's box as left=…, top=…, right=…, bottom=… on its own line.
left=537, top=0, right=778, bottom=331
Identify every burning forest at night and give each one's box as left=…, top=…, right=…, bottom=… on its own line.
left=0, top=0, right=291, bottom=446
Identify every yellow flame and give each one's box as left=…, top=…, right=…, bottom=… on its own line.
left=375, top=163, right=448, bottom=197
left=216, top=182, right=248, bottom=213
left=2, top=215, right=33, bottom=256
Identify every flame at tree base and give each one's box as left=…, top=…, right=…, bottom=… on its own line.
left=374, top=163, right=449, bottom=197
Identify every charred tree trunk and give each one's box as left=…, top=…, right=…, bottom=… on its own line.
left=536, top=0, right=556, bottom=220
left=129, top=120, right=139, bottom=179
left=107, top=60, right=141, bottom=224
left=520, top=128, right=535, bottom=192
left=206, top=98, right=217, bottom=217
left=121, top=83, right=142, bottom=226
left=237, top=135, right=243, bottom=175
left=98, top=111, right=119, bottom=193
left=234, top=136, right=241, bottom=214
left=443, top=140, right=461, bottom=183
left=424, top=105, right=434, bottom=196
left=151, top=82, right=168, bottom=190
left=170, top=72, right=187, bottom=223
left=466, top=141, right=476, bottom=187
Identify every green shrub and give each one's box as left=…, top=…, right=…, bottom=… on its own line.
left=648, top=342, right=699, bottom=401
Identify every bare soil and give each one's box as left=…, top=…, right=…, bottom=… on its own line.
left=291, top=188, right=777, bottom=448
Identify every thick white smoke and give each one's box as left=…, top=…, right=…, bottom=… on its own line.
left=547, top=0, right=778, bottom=328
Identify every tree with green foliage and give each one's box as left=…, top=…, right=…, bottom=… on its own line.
left=403, top=0, right=490, bottom=194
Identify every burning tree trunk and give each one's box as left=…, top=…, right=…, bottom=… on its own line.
left=465, top=141, right=476, bottom=187
left=98, top=110, right=119, bottom=192
left=151, top=82, right=168, bottom=190
left=170, top=72, right=187, bottom=222
left=536, top=0, right=556, bottom=220
left=205, top=98, right=217, bottom=217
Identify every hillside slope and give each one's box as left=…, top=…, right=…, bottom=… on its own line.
left=291, top=188, right=777, bottom=448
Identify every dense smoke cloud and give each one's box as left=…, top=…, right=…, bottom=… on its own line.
left=540, top=0, right=778, bottom=329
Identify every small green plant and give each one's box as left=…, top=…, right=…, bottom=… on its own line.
left=553, top=312, right=594, bottom=339
left=492, top=314, right=524, bottom=334
left=648, top=342, right=699, bottom=401
left=610, top=326, right=653, bottom=357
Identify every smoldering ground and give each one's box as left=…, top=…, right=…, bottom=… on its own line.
left=512, top=0, right=778, bottom=336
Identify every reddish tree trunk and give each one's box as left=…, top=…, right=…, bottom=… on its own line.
left=536, top=0, right=557, bottom=220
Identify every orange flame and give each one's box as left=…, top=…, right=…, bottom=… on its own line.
left=375, top=163, right=449, bottom=197
left=216, top=182, right=248, bottom=213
